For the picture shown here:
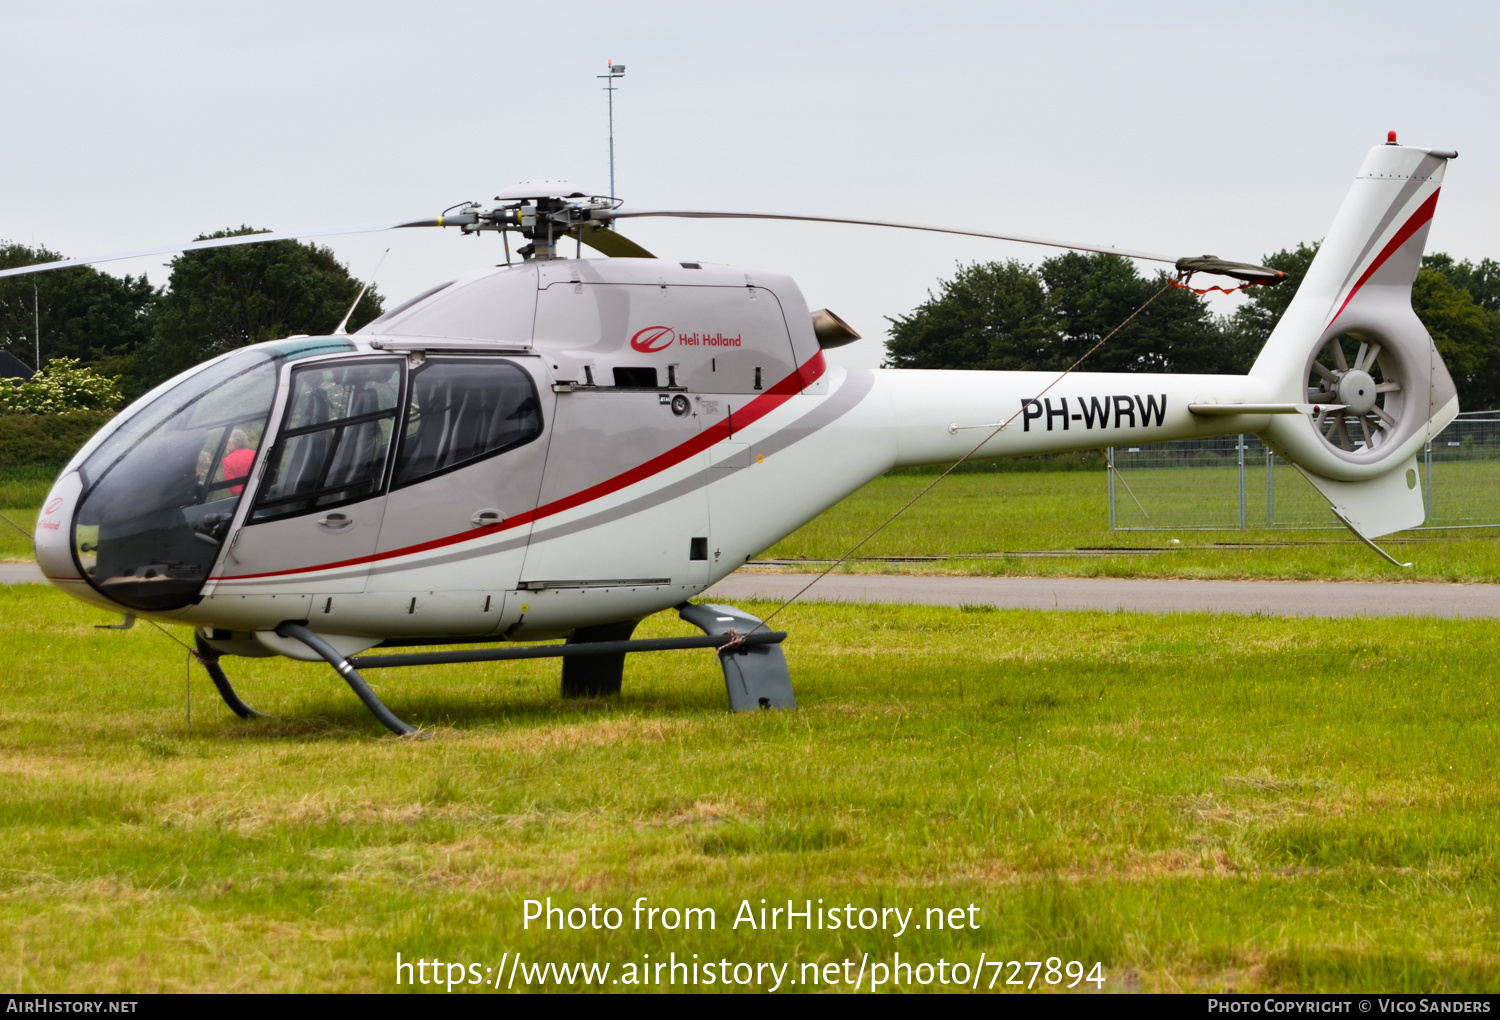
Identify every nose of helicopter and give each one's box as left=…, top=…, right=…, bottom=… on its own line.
left=33, top=469, right=128, bottom=613
left=34, top=340, right=323, bottom=617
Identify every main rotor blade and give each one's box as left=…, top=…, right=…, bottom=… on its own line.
left=565, top=223, right=656, bottom=259
left=0, top=219, right=440, bottom=281
left=614, top=209, right=1178, bottom=264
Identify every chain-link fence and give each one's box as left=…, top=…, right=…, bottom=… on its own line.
left=1107, top=411, right=1500, bottom=531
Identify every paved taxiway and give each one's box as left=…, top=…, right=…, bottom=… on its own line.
left=5, top=561, right=1497, bottom=617
left=2, top=563, right=43, bottom=585
left=706, top=571, right=1500, bottom=618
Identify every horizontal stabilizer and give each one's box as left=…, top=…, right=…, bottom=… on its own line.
left=1188, top=402, right=1346, bottom=416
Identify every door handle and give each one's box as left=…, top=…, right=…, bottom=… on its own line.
left=317, top=512, right=354, bottom=531
left=471, top=508, right=505, bottom=528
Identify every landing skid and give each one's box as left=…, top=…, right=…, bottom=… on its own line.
left=194, top=635, right=267, bottom=719
left=198, top=605, right=794, bottom=735
left=276, top=622, right=422, bottom=737
left=677, top=603, right=796, bottom=710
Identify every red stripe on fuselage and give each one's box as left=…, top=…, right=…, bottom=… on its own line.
left=1329, top=189, right=1440, bottom=327
left=219, top=350, right=828, bottom=581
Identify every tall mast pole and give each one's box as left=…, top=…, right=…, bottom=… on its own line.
left=607, top=67, right=615, bottom=200
left=598, top=60, right=625, bottom=225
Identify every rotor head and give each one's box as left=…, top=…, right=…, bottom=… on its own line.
left=434, top=183, right=626, bottom=260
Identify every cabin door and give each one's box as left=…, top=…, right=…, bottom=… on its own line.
left=223, top=357, right=403, bottom=595
left=519, top=385, right=711, bottom=590
left=363, top=355, right=552, bottom=635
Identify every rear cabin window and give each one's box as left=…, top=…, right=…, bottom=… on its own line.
left=393, top=358, right=542, bottom=488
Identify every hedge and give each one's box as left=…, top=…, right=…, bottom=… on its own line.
left=0, top=412, right=115, bottom=470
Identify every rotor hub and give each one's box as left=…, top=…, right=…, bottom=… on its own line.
left=1336, top=368, right=1378, bottom=415
left=436, top=186, right=621, bottom=261
left=1306, top=336, right=1403, bottom=456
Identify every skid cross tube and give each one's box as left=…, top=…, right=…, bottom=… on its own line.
left=275, top=622, right=420, bottom=736
left=376, top=634, right=529, bottom=648
left=350, top=630, right=787, bottom=670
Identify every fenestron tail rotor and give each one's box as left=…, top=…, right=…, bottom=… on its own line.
left=1306, top=336, right=1403, bottom=453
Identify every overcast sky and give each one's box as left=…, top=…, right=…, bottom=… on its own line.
left=3, top=1, right=1497, bottom=369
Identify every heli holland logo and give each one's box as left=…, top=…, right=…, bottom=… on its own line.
left=630, top=326, right=676, bottom=353
left=679, top=332, right=742, bottom=348
left=631, top=326, right=744, bottom=353
left=43, top=497, right=64, bottom=515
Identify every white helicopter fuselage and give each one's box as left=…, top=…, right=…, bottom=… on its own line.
left=31, top=140, right=1459, bottom=664
left=33, top=257, right=1267, bottom=660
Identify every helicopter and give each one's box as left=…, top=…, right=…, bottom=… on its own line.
left=9, top=136, right=1458, bottom=735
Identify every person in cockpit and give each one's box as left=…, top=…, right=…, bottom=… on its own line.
left=221, top=428, right=256, bottom=496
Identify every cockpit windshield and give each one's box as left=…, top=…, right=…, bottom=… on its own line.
left=73, top=338, right=352, bottom=611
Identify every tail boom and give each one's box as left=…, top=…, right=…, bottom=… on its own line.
left=877, top=369, right=1270, bottom=467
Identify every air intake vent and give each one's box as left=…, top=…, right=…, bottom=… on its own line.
left=613, top=366, right=658, bottom=388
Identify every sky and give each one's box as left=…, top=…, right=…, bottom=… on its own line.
left=3, top=0, right=1498, bottom=369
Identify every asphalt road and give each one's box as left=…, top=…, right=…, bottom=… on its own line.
left=705, top=571, right=1500, bottom=618
left=7, top=561, right=1498, bottom=618
left=1, top=563, right=43, bottom=585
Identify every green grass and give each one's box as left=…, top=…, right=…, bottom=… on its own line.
left=0, top=466, right=53, bottom=560
left=1, top=586, right=1497, bottom=992
left=765, top=472, right=1500, bottom=582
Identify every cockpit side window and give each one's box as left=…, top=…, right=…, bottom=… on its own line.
left=251, top=360, right=403, bottom=522
left=392, top=358, right=543, bottom=488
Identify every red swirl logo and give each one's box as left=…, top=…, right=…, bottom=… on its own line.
left=43, top=497, right=64, bottom=515
left=630, top=325, right=675, bottom=353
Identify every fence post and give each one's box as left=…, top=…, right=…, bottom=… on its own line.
left=1266, top=448, right=1275, bottom=526
left=1106, top=447, right=1116, bottom=530
left=1237, top=435, right=1246, bottom=530
left=1424, top=440, right=1433, bottom=519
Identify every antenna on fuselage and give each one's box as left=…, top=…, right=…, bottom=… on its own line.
left=334, top=248, right=389, bottom=335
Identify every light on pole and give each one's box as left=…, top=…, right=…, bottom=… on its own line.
left=598, top=60, right=625, bottom=216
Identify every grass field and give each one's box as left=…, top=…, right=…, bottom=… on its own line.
left=1, top=585, right=1497, bottom=992
left=762, top=472, right=1500, bottom=582
left=0, top=466, right=51, bottom=561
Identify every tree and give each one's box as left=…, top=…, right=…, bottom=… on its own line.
left=884, top=252, right=1229, bottom=373
left=1421, top=253, right=1500, bottom=409
left=137, top=228, right=385, bottom=389
left=884, top=260, right=1057, bottom=370
left=1424, top=254, right=1500, bottom=312
left=1040, top=253, right=1233, bottom=374
left=1221, top=242, right=1319, bottom=368
left=0, top=242, right=157, bottom=383
left=1412, top=266, right=1499, bottom=410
